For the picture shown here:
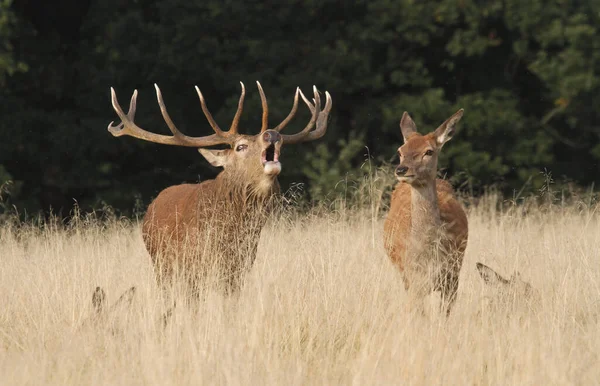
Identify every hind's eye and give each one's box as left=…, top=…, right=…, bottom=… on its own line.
left=236, top=144, right=248, bottom=152
left=424, top=149, right=434, bottom=156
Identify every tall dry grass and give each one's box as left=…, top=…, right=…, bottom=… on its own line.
left=1, top=184, right=599, bottom=385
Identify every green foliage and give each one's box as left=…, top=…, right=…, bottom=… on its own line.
left=302, top=135, right=368, bottom=201
left=1, top=0, right=599, bottom=215
left=0, top=0, right=26, bottom=84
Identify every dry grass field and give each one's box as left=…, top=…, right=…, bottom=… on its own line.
left=1, top=190, right=599, bottom=385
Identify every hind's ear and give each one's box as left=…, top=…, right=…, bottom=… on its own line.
left=400, top=111, right=418, bottom=142
left=476, top=262, right=508, bottom=286
left=198, top=148, right=231, bottom=167
left=434, top=109, right=464, bottom=147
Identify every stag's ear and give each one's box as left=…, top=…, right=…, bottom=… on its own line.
left=476, top=262, right=508, bottom=286
left=198, top=148, right=231, bottom=167
left=400, top=111, right=418, bottom=142
left=434, top=108, right=464, bottom=147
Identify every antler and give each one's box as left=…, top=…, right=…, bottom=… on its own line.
left=253, top=81, right=332, bottom=141
left=108, top=82, right=332, bottom=147
left=108, top=83, right=247, bottom=147
left=257, top=81, right=301, bottom=133
left=272, top=87, right=300, bottom=132
left=280, top=86, right=333, bottom=144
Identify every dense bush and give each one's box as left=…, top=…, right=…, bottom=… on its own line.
left=1, top=0, right=599, bottom=215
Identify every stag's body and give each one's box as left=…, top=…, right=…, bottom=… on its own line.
left=383, top=110, right=468, bottom=315
left=143, top=175, right=278, bottom=290
left=108, top=82, right=331, bottom=293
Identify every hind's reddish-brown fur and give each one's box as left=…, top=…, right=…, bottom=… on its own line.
left=383, top=110, right=468, bottom=315
left=385, top=179, right=467, bottom=273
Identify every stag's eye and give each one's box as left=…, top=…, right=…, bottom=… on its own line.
left=424, top=149, right=434, bottom=156
left=235, top=144, right=248, bottom=152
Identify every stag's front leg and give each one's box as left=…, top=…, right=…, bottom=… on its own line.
left=222, top=252, right=248, bottom=296
left=222, top=235, right=260, bottom=295
left=224, top=273, right=242, bottom=296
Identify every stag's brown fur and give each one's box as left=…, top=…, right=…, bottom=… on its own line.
left=108, top=82, right=331, bottom=293
left=143, top=144, right=280, bottom=292
left=383, top=110, right=468, bottom=315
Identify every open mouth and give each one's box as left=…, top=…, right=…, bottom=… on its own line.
left=266, top=144, right=276, bottom=162
left=261, top=144, right=281, bottom=175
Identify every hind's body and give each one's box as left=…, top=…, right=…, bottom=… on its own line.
left=383, top=109, right=469, bottom=315
left=384, top=179, right=468, bottom=300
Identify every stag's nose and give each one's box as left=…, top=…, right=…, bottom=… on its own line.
left=263, top=130, right=281, bottom=144
left=395, top=165, right=409, bottom=176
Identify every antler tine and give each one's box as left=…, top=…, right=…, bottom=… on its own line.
left=279, top=86, right=319, bottom=143
left=311, top=90, right=333, bottom=140
left=154, top=84, right=182, bottom=136
left=295, top=86, right=320, bottom=135
left=107, top=86, right=234, bottom=147
left=311, top=85, right=322, bottom=117
left=280, top=86, right=332, bottom=145
left=107, top=87, right=134, bottom=135
left=127, top=89, right=138, bottom=120
left=256, top=81, right=269, bottom=133
left=229, top=82, right=246, bottom=134
left=273, top=87, right=300, bottom=132
left=195, top=86, right=225, bottom=135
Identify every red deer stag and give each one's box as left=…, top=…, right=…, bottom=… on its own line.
left=383, top=110, right=468, bottom=316
left=108, top=82, right=332, bottom=293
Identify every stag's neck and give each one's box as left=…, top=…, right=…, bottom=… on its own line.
left=216, top=172, right=280, bottom=209
left=409, top=180, right=441, bottom=248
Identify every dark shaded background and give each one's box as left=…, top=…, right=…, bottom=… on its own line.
left=1, top=0, right=599, bottom=216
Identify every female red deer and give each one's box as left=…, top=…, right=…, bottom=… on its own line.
left=475, top=262, right=540, bottom=311
left=383, top=110, right=468, bottom=316
left=108, top=82, right=332, bottom=293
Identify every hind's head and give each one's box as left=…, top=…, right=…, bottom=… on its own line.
left=394, top=109, right=464, bottom=187
left=476, top=262, right=540, bottom=307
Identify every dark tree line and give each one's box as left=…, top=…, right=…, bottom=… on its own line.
left=1, top=0, right=599, bottom=215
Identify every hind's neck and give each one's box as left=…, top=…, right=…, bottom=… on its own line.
left=408, top=181, right=441, bottom=251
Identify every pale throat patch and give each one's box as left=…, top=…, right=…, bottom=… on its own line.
left=256, top=175, right=277, bottom=195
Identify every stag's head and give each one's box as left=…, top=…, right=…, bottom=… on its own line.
left=198, top=128, right=284, bottom=180
left=394, top=109, right=464, bottom=186
left=107, top=82, right=332, bottom=189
